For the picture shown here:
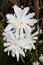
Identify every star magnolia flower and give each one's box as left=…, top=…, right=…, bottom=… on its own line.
left=33, top=61, right=39, bottom=65
left=3, top=29, right=15, bottom=42
left=39, top=54, right=43, bottom=63
left=4, top=38, right=25, bottom=61
left=23, top=30, right=38, bottom=51
left=6, top=5, right=37, bottom=38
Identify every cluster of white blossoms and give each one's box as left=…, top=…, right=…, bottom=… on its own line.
left=33, top=61, right=39, bottom=65
left=3, top=5, right=38, bottom=61
left=39, top=54, right=43, bottom=63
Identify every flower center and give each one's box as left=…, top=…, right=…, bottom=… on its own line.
left=13, top=42, right=18, bottom=47
left=18, top=21, right=23, bottom=26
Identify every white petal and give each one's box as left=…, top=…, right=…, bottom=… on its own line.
left=4, top=45, right=14, bottom=52
left=6, top=14, right=14, bottom=20
left=3, top=37, right=7, bottom=40
left=23, top=7, right=29, bottom=16
left=11, top=50, right=15, bottom=57
left=13, top=5, right=23, bottom=19
left=7, top=18, right=15, bottom=23
left=33, top=40, right=36, bottom=43
left=33, top=36, right=38, bottom=40
left=32, top=31, right=38, bottom=37
left=32, top=44, right=36, bottom=49
left=4, top=24, right=13, bottom=31
left=24, top=46, right=32, bottom=51
left=27, top=19, right=37, bottom=25
left=19, top=48, right=25, bottom=57
left=20, top=27, right=24, bottom=38
left=8, top=51, right=10, bottom=56
left=25, top=25, right=32, bottom=33
left=4, top=43, right=11, bottom=47
left=15, top=27, right=19, bottom=38
left=26, top=13, right=35, bottom=19
left=16, top=50, right=19, bottom=61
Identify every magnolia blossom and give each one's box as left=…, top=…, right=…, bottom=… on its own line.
left=39, top=54, right=43, bottom=63
left=22, top=30, right=38, bottom=51
left=3, top=5, right=38, bottom=61
left=4, top=38, right=25, bottom=61
left=3, top=30, right=15, bottom=42
left=33, top=61, right=39, bottom=65
left=6, top=5, right=37, bottom=38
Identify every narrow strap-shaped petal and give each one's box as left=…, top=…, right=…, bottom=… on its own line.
left=26, top=19, right=37, bottom=25
left=4, top=45, right=14, bottom=52
left=13, top=5, right=23, bottom=19
left=33, top=36, right=38, bottom=40
left=22, top=7, right=29, bottom=16
left=25, top=13, right=35, bottom=19
left=15, top=27, right=20, bottom=38
left=19, top=48, right=25, bottom=57
left=8, top=51, right=10, bottom=56
left=16, top=50, right=19, bottom=61
left=6, top=14, right=14, bottom=20
left=11, top=49, right=15, bottom=57
left=20, top=27, right=24, bottom=38
left=32, top=31, right=38, bottom=37
left=4, top=42, right=11, bottom=47
left=4, top=24, right=13, bottom=31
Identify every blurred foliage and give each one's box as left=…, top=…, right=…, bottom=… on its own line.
left=0, top=0, right=43, bottom=65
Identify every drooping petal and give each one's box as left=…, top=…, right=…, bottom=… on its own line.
left=16, top=50, right=19, bottom=61
left=11, top=49, right=15, bottom=57
left=19, top=48, right=25, bottom=57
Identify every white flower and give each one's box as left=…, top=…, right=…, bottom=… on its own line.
left=23, top=30, right=38, bottom=51
left=39, top=54, right=43, bottom=63
left=33, top=61, right=39, bottom=65
left=4, top=38, right=25, bottom=61
left=3, top=29, right=15, bottom=42
left=3, top=5, right=38, bottom=61
left=6, top=5, right=37, bottom=38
